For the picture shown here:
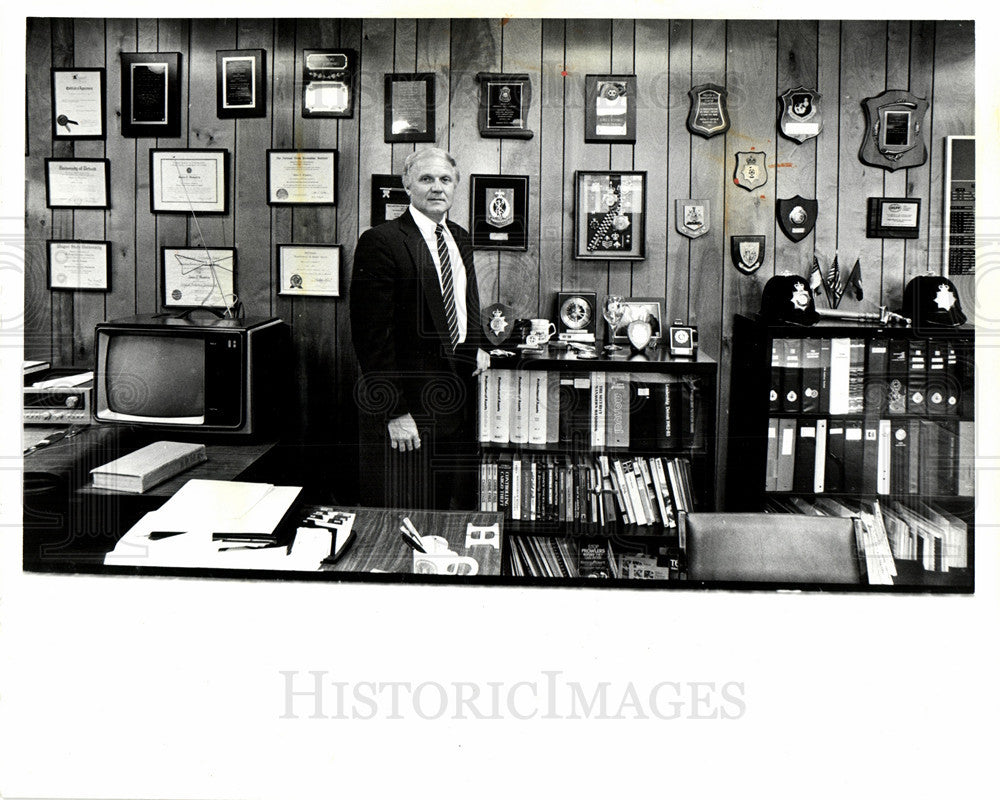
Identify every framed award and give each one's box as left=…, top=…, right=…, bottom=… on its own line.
left=866, top=197, right=921, bottom=239
left=161, top=246, right=236, bottom=309
left=303, top=49, right=357, bottom=118
left=277, top=244, right=341, bottom=297
left=266, top=149, right=337, bottom=206
left=120, top=52, right=181, bottom=138
left=573, top=171, right=646, bottom=261
left=47, top=240, right=110, bottom=292
left=216, top=49, right=265, bottom=118
left=555, top=291, right=598, bottom=341
left=370, top=174, right=409, bottom=226
left=51, top=68, right=106, bottom=140
left=150, top=149, right=229, bottom=214
left=45, top=158, right=110, bottom=209
left=469, top=174, right=528, bottom=251
left=384, top=74, right=435, bottom=143
left=476, top=72, right=534, bottom=139
left=584, top=75, right=636, bottom=144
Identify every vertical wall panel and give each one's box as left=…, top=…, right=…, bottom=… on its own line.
left=50, top=18, right=75, bottom=366
left=813, top=21, right=842, bottom=285
left=904, top=20, right=936, bottom=288
left=664, top=20, right=692, bottom=328
left=538, top=20, right=566, bottom=318
left=608, top=18, right=636, bottom=301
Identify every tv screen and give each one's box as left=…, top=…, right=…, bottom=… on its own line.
left=105, top=334, right=206, bottom=421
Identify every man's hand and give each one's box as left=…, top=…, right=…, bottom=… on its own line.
left=387, top=413, right=421, bottom=452
left=472, top=348, right=491, bottom=377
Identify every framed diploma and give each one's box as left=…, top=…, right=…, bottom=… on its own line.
left=866, top=197, right=921, bottom=239
left=277, top=244, right=341, bottom=297
left=573, top=170, right=646, bottom=261
left=150, top=149, right=229, bottom=214
left=161, top=246, right=236, bottom=309
left=45, top=158, right=110, bottom=209
left=47, top=240, right=110, bottom=291
left=584, top=75, right=636, bottom=144
left=476, top=72, right=534, bottom=139
left=266, top=149, right=337, bottom=206
left=469, top=174, right=529, bottom=251
left=51, top=68, right=106, bottom=140
left=370, top=174, right=409, bottom=226
left=303, top=49, right=357, bottom=118
left=120, top=52, right=181, bottom=138
left=384, top=74, right=435, bottom=143
left=216, top=49, right=265, bottom=118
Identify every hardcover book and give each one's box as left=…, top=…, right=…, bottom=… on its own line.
left=90, top=440, right=207, bottom=493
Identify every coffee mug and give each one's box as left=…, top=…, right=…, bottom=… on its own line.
left=525, top=319, right=557, bottom=346
left=412, top=535, right=479, bottom=576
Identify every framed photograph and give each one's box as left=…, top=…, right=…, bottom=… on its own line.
left=585, top=74, right=636, bottom=144
left=469, top=174, right=529, bottom=251
left=120, top=52, right=181, bottom=138
left=384, top=73, right=435, bottom=143
left=277, top=244, right=341, bottom=297
left=266, top=149, right=337, bottom=206
left=150, top=149, right=229, bottom=214
left=51, top=68, right=106, bottom=140
left=867, top=197, right=921, bottom=239
left=574, top=170, right=647, bottom=260
left=370, top=174, right=409, bottom=226
left=216, top=49, right=265, bottom=118
left=303, top=49, right=357, bottom=118
left=45, top=158, right=110, bottom=209
left=47, top=240, right=110, bottom=291
left=614, top=297, right=663, bottom=345
left=161, top=246, right=236, bottom=309
left=476, top=72, right=534, bottom=139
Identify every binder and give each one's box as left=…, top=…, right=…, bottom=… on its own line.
left=478, top=371, right=492, bottom=443
left=886, top=338, right=908, bottom=414
left=818, top=338, right=832, bottom=414
left=926, top=341, right=948, bottom=415
left=824, top=423, right=846, bottom=493
left=765, top=418, right=779, bottom=492
left=876, top=420, right=892, bottom=495
left=865, top=338, right=889, bottom=417
left=605, top=373, right=630, bottom=448
left=957, top=420, right=974, bottom=496
left=491, top=368, right=513, bottom=444
left=945, top=341, right=961, bottom=415
left=800, top=339, right=822, bottom=413
left=629, top=379, right=658, bottom=450
left=889, top=420, right=910, bottom=495
left=589, top=371, right=606, bottom=448
left=792, top=421, right=817, bottom=493
left=843, top=420, right=864, bottom=494
left=527, top=370, right=548, bottom=444
left=813, top=418, right=828, bottom=494
left=847, top=338, right=866, bottom=414
left=657, top=377, right=682, bottom=449
left=907, top=339, right=927, bottom=415
left=769, top=338, right=784, bottom=413
left=775, top=418, right=797, bottom=492
left=510, top=370, right=529, bottom=444
left=861, top=421, right=880, bottom=495
left=781, top=338, right=802, bottom=414
left=546, top=372, right=560, bottom=444
left=828, top=338, right=851, bottom=415
left=906, top=419, right=921, bottom=495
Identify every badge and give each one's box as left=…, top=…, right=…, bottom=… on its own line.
left=482, top=302, right=514, bottom=346
left=776, top=196, right=818, bottom=242
left=486, top=187, right=514, bottom=228
left=859, top=89, right=929, bottom=171
left=779, top=86, right=823, bottom=143
left=734, top=152, right=768, bottom=191
left=687, top=83, right=730, bottom=138
left=676, top=199, right=711, bottom=239
left=730, top=235, right=766, bottom=274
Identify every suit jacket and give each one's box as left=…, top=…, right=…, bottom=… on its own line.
left=350, top=208, right=485, bottom=434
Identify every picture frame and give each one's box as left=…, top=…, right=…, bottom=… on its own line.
left=51, top=68, right=106, bottom=140
left=584, top=74, right=637, bottom=144
left=475, top=72, right=534, bottom=139
left=614, top=297, right=663, bottom=345
left=866, top=197, right=921, bottom=239
left=150, top=149, right=229, bottom=214
left=161, top=246, right=236, bottom=310
left=44, top=158, right=110, bottom=209
left=266, top=149, right=337, bottom=206
left=573, top=170, right=647, bottom=260
left=277, top=244, right=341, bottom=297
left=302, top=49, right=357, bottom=118
left=216, top=49, right=266, bottom=118
left=384, top=73, right=435, bottom=143
left=120, top=52, right=181, bottom=138
left=468, top=174, right=529, bottom=251
left=47, top=240, right=110, bottom=292
left=370, top=174, right=409, bottom=226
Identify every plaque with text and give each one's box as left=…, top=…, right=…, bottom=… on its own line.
left=867, top=197, right=921, bottom=239
left=476, top=72, right=533, bottom=139
left=730, top=235, right=766, bottom=274
left=687, top=83, right=730, bottom=138
left=384, top=74, right=435, bottom=143
left=303, top=50, right=357, bottom=118
left=469, top=174, right=529, bottom=251
left=779, top=86, right=823, bottom=143
left=734, top=151, right=768, bottom=192
left=121, top=52, right=181, bottom=138
left=47, top=240, right=110, bottom=291
left=370, top=174, right=409, bottom=226
left=676, top=199, right=711, bottom=239
left=51, top=68, right=106, bottom=140
left=217, top=49, right=265, bottom=118
left=585, top=74, right=637, bottom=144
left=776, top=196, right=817, bottom=242
left=859, top=89, right=929, bottom=171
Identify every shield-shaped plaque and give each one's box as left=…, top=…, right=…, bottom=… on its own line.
left=731, top=235, right=766, bottom=275
left=486, top=187, right=514, bottom=228
left=779, top=87, right=823, bottom=143
left=482, top=302, right=514, bottom=346
left=859, top=89, right=929, bottom=171
left=734, top=152, right=768, bottom=192
left=675, top=199, right=711, bottom=239
left=776, top=196, right=818, bottom=242
left=687, top=83, right=730, bottom=139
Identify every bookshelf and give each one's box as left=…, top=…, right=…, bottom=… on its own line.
left=727, top=314, right=974, bottom=590
left=477, top=348, right=717, bottom=581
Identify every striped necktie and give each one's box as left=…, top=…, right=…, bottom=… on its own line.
left=435, top=223, right=460, bottom=350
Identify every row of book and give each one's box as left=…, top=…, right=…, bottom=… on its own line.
left=479, top=452, right=695, bottom=530
left=505, top=535, right=683, bottom=580
left=478, top=369, right=705, bottom=450
left=765, top=417, right=973, bottom=497
left=769, top=336, right=973, bottom=418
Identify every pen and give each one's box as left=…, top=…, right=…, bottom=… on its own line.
left=400, top=516, right=426, bottom=548
left=218, top=543, right=285, bottom=552
left=399, top=525, right=426, bottom=553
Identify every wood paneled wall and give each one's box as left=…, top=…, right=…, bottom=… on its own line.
left=24, top=18, right=974, bottom=504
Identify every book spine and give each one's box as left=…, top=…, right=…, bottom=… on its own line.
left=886, top=338, right=908, bottom=415
left=546, top=372, right=560, bottom=444
left=792, top=421, right=817, bottom=494
left=907, top=339, right=927, bottom=415
left=800, top=338, right=822, bottom=414
left=781, top=338, right=802, bottom=414
left=527, top=370, right=547, bottom=444
left=765, top=418, right=779, bottom=493
left=813, top=418, right=827, bottom=494
left=775, top=418, right=797, bottom=492
left=510, top=370, right=529, bottom=444
left=491, top=368, right=511, bottom=444
left=828, top=338, right=851, bottom=415
left=876, top=419, right=892, bottom=495
left=769, top=338, right=784, bottom=413
left=847, top=338, right=866, bottom=414
left=478, top=371, right=492, bottom=443
left=865, top=338, right=889, bottom=417
left=590, top=371, right=606, bottom=448
left=606, top=374, right=630, bottom=448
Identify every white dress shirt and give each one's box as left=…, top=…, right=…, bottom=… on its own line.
left=409, top=204, right=468, bottom=344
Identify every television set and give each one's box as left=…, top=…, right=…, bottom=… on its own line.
left=94, top=314, right=289, bottom=437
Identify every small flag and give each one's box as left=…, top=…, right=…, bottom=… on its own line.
left=809, top=256, right=824, bottom=295
left=825, top=254, right=841, bottom=307
left=846, top=259, right=863, bottom=301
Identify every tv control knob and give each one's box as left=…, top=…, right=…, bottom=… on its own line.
left=65, top=396, right=79, bottom=408
left=40, top=411, right=52, bottom=420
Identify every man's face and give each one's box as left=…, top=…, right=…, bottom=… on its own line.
left=404, top=154, right=458, bottom=221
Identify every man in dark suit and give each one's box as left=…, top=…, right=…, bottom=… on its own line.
left=350, top=148, right=489, bottom=510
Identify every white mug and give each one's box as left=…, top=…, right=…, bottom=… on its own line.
left=412, top=535, right=479, bottom=576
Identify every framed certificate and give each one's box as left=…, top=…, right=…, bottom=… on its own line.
left=121, top=52, right=181, bottom=138
left=585, top=74, right=636, bottom=144
left=51, top=68, right=106, bottom=140
left=216, top=49, right=265, bottom=118
left=384, top=74, right=435, bottom=143
left=574, top=170, right=646, bottom=261
left=469, top=174, right=529, bottom=251
left=303, top=49, right=357, bottom=118
left=161, top=246, right=236, bottom=309
left=266, top=149, right=337, bottom=206
left=867, top=197, right=921, bottom=239
left=476, top=72, right=534, bottom=139
left=45, top=158, right=110, bottom=209
left=370, top=174, right=409, bottom=226
left=150, top=149, right=229, bottom=214
left=47, top=240, right=110, bottom=291
left=277, top=244, right=341, bottom=297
